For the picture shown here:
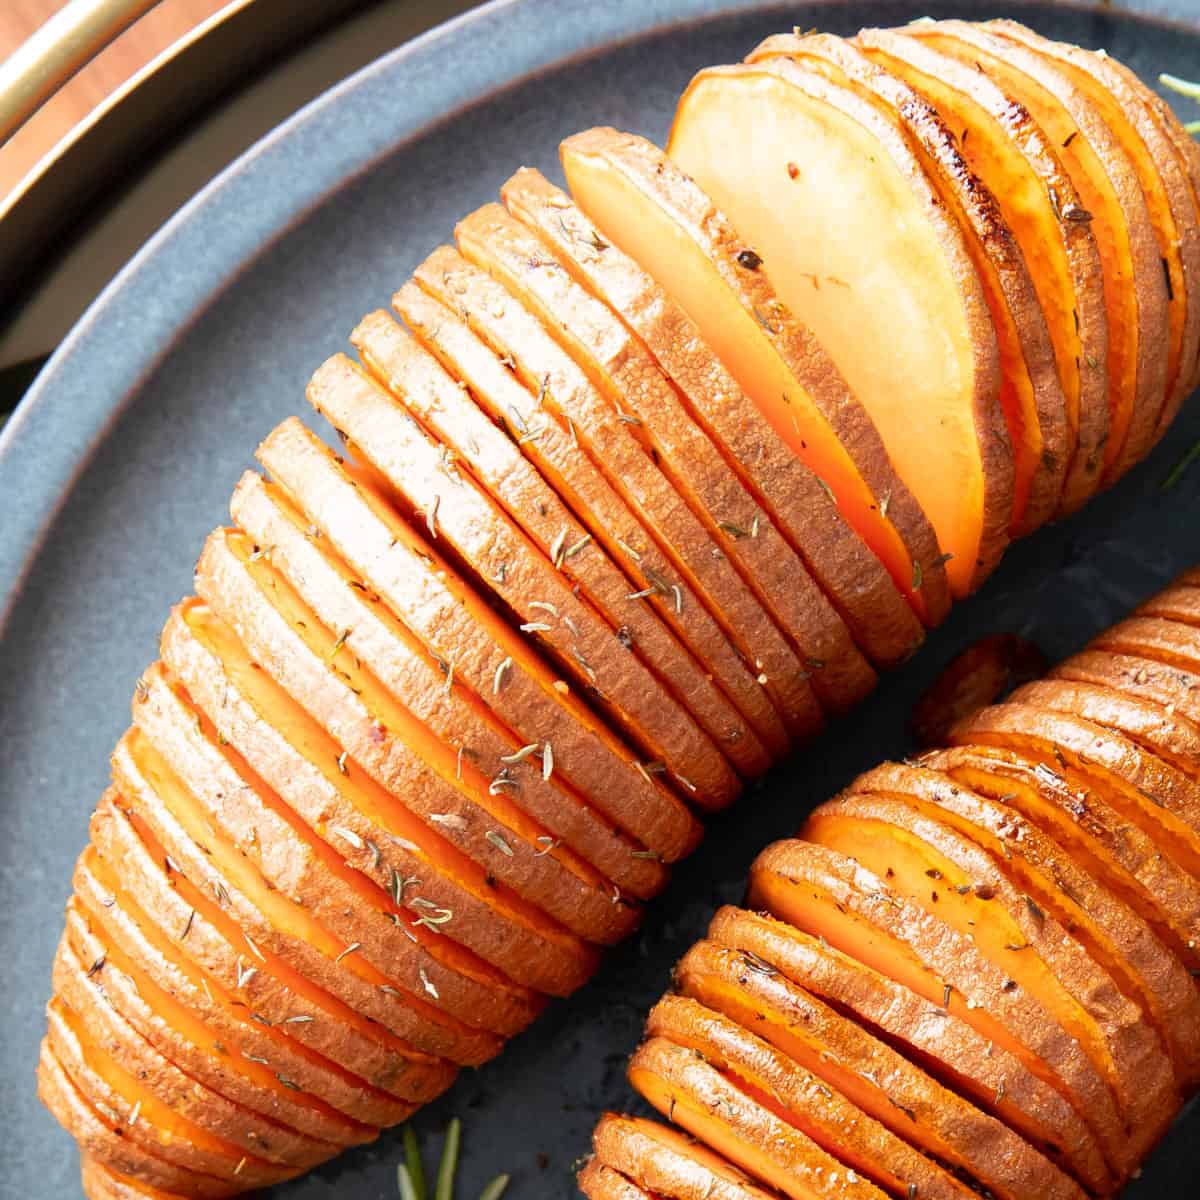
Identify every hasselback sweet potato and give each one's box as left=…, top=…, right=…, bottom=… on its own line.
left=38, top=17, right=1199, bottom=1198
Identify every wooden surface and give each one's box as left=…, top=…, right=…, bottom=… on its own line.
left=0, top=0, right=233, bottom=198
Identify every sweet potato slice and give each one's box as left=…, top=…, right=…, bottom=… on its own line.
left=950, top=700, right=1200, bottom=879
left=751, top=32, right=1065, bottom=535
left=308, top=352, right=743, bottom=803
left=53, top=933, right=334, bottom=1171
left=747, top=839, right=1131, bottom=1177
left=908, top=21, right=1168, bottom=481
left=255, top=418, right=699, bottom=861
left=560, top=128, right=948, bottom=624
left=1011, top=678, right=1200, bottom=779
left=1053, top=648, right=1200, bottom=728
left=230, top=469, right=643, bottom=942
left=666, top=60, right=1009, bottom=594
left=854, top=27, right=1108, bottom=514
left=628, top=1036, right=890, bottom=1200
left=85, top=791, right=458, bottom=1109
left=850, top=760, right=1200, bottom=1086
left=1092, top=614, right=1200, bottom=674
left=1137, top=584, right=1200, bottom=631
left=988, top=19, right=1200, bottom=437
left=674, top=940, right=1082, bottom=1200
left=455, top=203, right=874, bottom=716
left=81, top=1157, right=192, bottom=1200
left=910, top=633, right=1046, bottom=748
left=407, top=246, right=814, bottom=749
left=926, top=744, right=1200, bottom=978
left=133, top=648, right=569, bottom=1027
left=111, top=726, right=513, bottom=1064
left=69, top=854, right=404, bottom=1136
left=646, top=993, right=976, bottom=1200
left=38, top=1044, right=239, bottom=1200
left=46, top=996, right=297, bottom=1189
left=61, top=900, right=371, bottom=1153
left=353, top=305, right=771, bottom=780
left=578, top=1160, right=656, bottom=1200
left=500, top=168, right=923, bottom=669
left=193, top=528, right=599, bottom=999
left=591, top=1113, right=781, bottom=1200
left=706, top=906, right=1110, bottom=1194
left=802, top=794, right=1177, bottom=1156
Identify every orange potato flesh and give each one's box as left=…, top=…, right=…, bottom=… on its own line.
left=802, top=804, right=1177, bottom=1155
left=257, top=417, right=702, bottom=860
left=404, top=245, right=812, bottom=756
left=646, top=994, right=976, bottom=1200
left=988, top=20, right=1200, bottom=439
left=750, top=32, right=1064, bottom=536
left=501, top=166, right=924, bottom=671
left=455, top=202, right=875, bottom=718
left=927, top=746, right=1200, bottom=978
left=197, top=526, right=602, bottom=998
left=352, top=304, right=773, bottom=781
left=229, top=468, right=645, bottom=939
left=591, top=1112, right=780, bottom=1200
left=62, top=898, right=371, bottom=1151
left=909, top=24, right=1166, bottom=482
left=674, top=942, right=1084, bottom=1200
left=706, top=906, right=1112, bottom=1194
left=48, top=998, right=293, bottom=1189
left=853, top=27, right=1107, bottom=515
left=111, top=728, right=511, bottom=1065
left=950, top=702, right=1200, bottom=882
left=851, top=762, right=1200, bottom=1088
left=307, top=351, right=746, bottom=800
left=666, top=63, right=1007, bottom=596
left=748, top=841, right=1130, bottom=1175
left=38, top=1043, right=241, bottom=1200
left=560, top=130, right=941, bottom=623
left=1094, top=615, right=1200, bottom=675
left=73, top=848, right=412, bottom=1129
left=169, top=594, right=565, bottom=1015
left=629, top=1038, right=888, bottom=1200
left=52, top=930, right=337, bottom=1172
left=577, top=1161, right=655, bottom=1200
left=82, top=1156, right=194, bottom=1200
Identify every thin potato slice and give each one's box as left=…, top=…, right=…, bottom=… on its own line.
left=748, top=839, right=1130, bottom=1177
left=309, top=352, right=742, bottom=803
left=256, top=418, right=700, bottom=862
left=628, top=1036, right=890, bottom=1200
left=560, top=127, right=949, bottom=624
left=666, top=61, right=1009, bottom=594
left=407, top=245, right=813, bottom=749
left=230, top=468, right=645, bottom=940
left=751, top=32, right=1066, bottom=534
left=909, top=21, right=1168, bottom=481
left=646, top=993, right=977, bottom=1200
left=353, top=304, right=772, bottom=778
left=707, top=906, right=1112, bottom=1194
left=455, top=202, right=874, bottom=716
left=591, top=1113, right=781, bottom=1200
left=1053, top=648, right=1200, bottom=728
left=802, top=795, right=1177, bottom=1158
left=501, top=168, right=923, bottom=669
left=674, top=939, right=1083, bottom=1200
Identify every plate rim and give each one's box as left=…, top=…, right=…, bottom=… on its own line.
left=0, top=0, right=1195, bottom=637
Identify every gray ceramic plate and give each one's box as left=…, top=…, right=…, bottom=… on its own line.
left=3, top=1, right=1200, bottom=1196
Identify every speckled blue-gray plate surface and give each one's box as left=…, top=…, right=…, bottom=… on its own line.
left=2, top=1, right=1199, bottom=1196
